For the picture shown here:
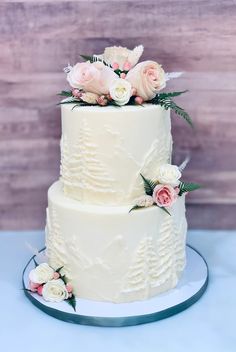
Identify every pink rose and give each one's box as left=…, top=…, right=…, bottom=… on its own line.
left=97, top=95, right=108, bottom=106
left=37, top=285, right=44, bottom=296
left=53, top=272, right=60, bottom=280
left=72, top=88, right=82, bottom=99
left=134, top=96, right=144, bottom=105
left=67, top=61, right=117, bottom=95
left=29, top=280, right=40, bottom=292
left=153, top=184, right=177, bottom=208
left=66, top=283, right=73, bottom=293
left=126, top=60, right=166, bottom=101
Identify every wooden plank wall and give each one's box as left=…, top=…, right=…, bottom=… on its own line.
left=0, top=0, right=236, bottom=230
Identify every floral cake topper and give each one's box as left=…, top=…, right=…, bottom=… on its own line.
left=59, top=45, right=193, bottom=127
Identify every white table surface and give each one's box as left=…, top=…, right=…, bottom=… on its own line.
left=0, top=230, right=236, bottom=352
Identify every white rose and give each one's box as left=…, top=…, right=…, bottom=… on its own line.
left=136, top=195, right=154, bottom=207
left=96, top=45, right=144, bottom=70
left=29, top=263, right=54, bottom=284
left=156, top=164, right=182, bottom=187
left=109, top=78, right=132, bottom=106
left=80, top=92, right=99, bottom=104
left=126, top=60, right=166, bottom=101
left=42, top=279, right=69, bottom=302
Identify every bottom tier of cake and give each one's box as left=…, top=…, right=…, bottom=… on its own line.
left=45, top=181, right=187, bottom=303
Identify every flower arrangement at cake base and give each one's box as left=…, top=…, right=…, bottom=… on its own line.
left=130, top=163, right=201, bottom=214
left=26, top=262, right=76, bottom=311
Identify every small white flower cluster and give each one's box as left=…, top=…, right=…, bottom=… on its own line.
left=109, top=78, right=132, bottom=106
left=28, top=263, right=74, bottom=304
left=156, top=164, right=181, bottom=187
left=136, top=195, right=154, bottom=208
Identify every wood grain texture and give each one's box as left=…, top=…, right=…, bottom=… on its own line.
left=0, top=0, right=236, bottom=229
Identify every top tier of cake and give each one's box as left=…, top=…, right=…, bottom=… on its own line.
left=60, top=103, right=172, bottom=206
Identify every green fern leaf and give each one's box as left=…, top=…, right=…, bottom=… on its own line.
left=66, top=295, right=76, bottom=312
left=129, top=205, right=145, bottom=213
left=149, top=91, right=188, bottom=105
left=33, top=257, right=38, bottom=268
left=57, top=90, right=73, bottom=97
left=57, top=99, right=77, bottom=105
left=71, top=103, right=81, bottom=110
left=153, top=203, right=171, bottom=216
left=80, top=54, right=94, bottom=62
left=60, top=274, right=68, bottom=285
left=159, top=99, right=193, bottom=128
left=58, top=100, right=96, bottom=108
left=129, top=201, right=171, bottom=215
left=71, top=101, right=100, bottom=109
left=55, top=266, right=64, bottom=273
left=158, top=90, right=188, bottom=99
left=160, top=206, right=171, bottom=216
left=80, top=54, right=110, bottom=67
left=140, top=174, right=157, bottom=196
left=179, top=181, right=201, bottom=196
left=107, top=100, right=121, bottom=107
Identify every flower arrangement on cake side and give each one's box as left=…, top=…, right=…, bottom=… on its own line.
left=26, top=262, right=76, bottom=311
left=130, top=162, right=201, bottom=214
left=59, top=45, right=193, bottom=127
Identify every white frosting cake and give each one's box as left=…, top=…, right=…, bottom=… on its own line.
left=46, top=103, right=188, bottom=303
left=42, top=44, right=197, bottom=305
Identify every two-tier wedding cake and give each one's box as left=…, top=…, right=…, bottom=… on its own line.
left=28, top=45, right=200, bottom=308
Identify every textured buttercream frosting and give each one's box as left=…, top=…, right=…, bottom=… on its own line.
left=46, top=182, right=187, bottom=303
left=60, top=103, right=172, bottom=205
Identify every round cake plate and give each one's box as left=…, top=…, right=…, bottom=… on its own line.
left=23, top=245, right=208, bottom=327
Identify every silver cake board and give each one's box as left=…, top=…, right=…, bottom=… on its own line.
left=23, top=245, right=208, bottom=327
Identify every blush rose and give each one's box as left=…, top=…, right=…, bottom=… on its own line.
left=126, top=60, right=166, bottom=101
left=67, top=61, right=117, bottom=95
left=152, top=184, right=177, bottom=208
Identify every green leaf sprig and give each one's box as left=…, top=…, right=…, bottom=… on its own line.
left=178, top=181, right=201, bottom=196
left=150, top=90, right=193, bottom=127
left=58, top=90, right=73, bottom=97
left=80, top=54, right=111, bottom=67
left=54, top=266, right=77, bottom=312
left=140, top=174, right=157, bottom=196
